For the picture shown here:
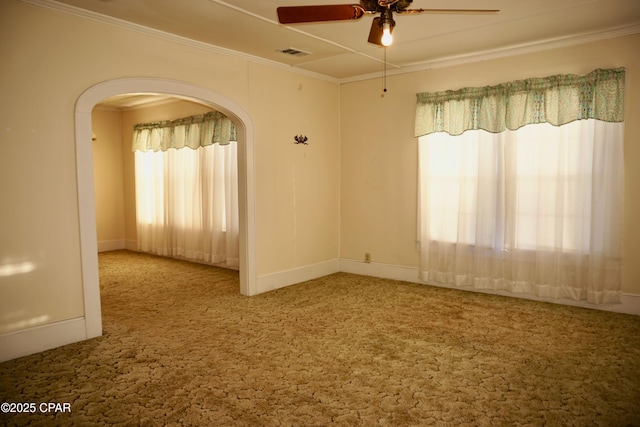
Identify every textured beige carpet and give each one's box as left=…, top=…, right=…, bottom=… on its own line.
left=1, top=250, right=639, bottom=426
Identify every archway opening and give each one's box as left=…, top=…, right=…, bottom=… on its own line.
left=76, top=78, right=256, bottom=339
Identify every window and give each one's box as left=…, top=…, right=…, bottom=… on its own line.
left=133, top=112, right=239, bottom=268
left=415, top=68, right=625, bottom=304
left=420, top=121, right=602, bottom=253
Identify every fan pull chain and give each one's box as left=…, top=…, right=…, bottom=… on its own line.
left=381, top=47, right=387, bottom=97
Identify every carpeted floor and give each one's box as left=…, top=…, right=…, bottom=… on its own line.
left=1, top=250, right=640, bottom=426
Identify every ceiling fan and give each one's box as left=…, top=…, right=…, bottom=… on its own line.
left=277, top=0, right=499, bottom=47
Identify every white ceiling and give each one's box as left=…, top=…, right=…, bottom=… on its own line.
left=94, top=93, right=181, bottom=110
left=35, top=0, right=640, bottom=81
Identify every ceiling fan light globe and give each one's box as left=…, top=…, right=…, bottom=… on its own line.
left=381, top=25, right=393, bottom=46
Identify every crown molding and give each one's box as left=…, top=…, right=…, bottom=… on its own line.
left=340, top=22, right=640, bottom=84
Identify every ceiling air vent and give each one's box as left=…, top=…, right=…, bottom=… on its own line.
left=277, top=48, right=311, bottom=57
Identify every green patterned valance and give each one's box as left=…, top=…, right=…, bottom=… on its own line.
left=415, top=68, right=625, bottom=137
left=132, top=111, right=237, bottom=152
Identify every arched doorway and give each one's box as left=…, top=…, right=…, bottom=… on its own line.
left=75, top=78, right=257, bottom=339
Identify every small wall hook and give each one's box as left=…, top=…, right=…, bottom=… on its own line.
left=294, top=135, right=308, bottom=145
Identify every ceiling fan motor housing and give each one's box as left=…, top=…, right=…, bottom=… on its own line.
left=360, top=0, right=413, bottom=12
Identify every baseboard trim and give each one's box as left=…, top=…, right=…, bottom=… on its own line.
left=97, top=239, right=126, bottom=252
left=97, top=240, right=138, bottom=252
left=340, top=258, right=421, bottom=283
left=0, top=317, right=88, bottom=363
left=339, top=258, right=640, bottom=316
left=257, top=258, right=340, bottom=293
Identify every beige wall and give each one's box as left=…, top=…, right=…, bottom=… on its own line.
left=250, top=71, right=341, bottom=273
left=0, top=1, right=340, bottom=334
left=92, top=108, right=125, bottom=245
left=340, top=33, right=640, bottom=295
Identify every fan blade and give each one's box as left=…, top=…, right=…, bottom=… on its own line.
left=277, top=5, right=365, bottom=24
left=397, top=8, right=500, bottom=15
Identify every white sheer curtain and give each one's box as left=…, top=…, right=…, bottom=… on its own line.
left=418, top=120, right=623, bottom=303
left=415, top=68, right=626, bottom=304
left=134, top=112, right=239, bottom=268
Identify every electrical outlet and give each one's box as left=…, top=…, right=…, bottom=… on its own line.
left=364, top=253, right=371, bottom=263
